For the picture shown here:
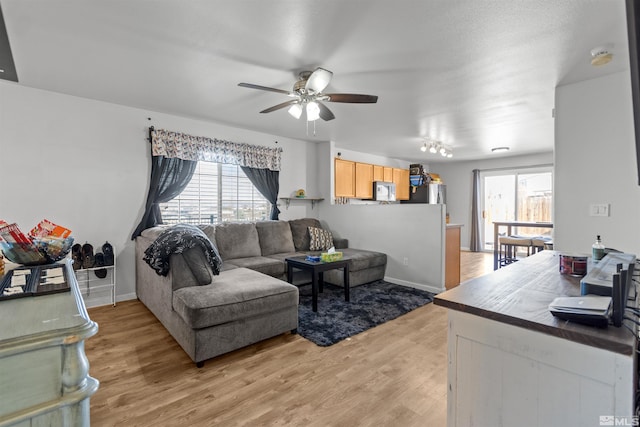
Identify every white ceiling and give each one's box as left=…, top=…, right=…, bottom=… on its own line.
left=0, top=0, right=631, bottom=162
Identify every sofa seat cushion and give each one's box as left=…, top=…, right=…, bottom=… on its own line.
left=220, top=262, right=239, bottom=272
left=224, top=256, right=285, bottom=277
left=256, top=221, right=296, bottom=256
left=172, top=268, right=298, bottom=329
left=339, top=248, right=387, bottom=272
left=215, top=222, right=261, bottom=260
left=264, top=252, right=309, bottom=271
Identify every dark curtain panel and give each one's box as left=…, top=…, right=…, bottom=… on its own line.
left=469, top=169, right=482, bottom=251
left=131, top=156, right=197, bottom=239
left=241, top=166, right=280, bottom=220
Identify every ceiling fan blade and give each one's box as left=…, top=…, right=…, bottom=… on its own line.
left=238, top=82, right=292, bottom=96
left=305, top=67, right=333, bottom=94
left=325, top=93, right=378, bottom=103
left=317, top=102, right=335, bottom=121
left=259, top=100, right=298, bottom=114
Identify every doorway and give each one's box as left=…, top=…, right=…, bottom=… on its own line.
left=481, top=168, right=553, bottom=251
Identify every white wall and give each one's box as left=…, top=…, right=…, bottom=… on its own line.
left=315, top=142, right=446, bottom=292
left=0, top=81, right=316, bottom=306
left=554, top=71, right=640, bottom=255
left=434, top=152, right=553, bottom=250
left=333, top=147, right=410, bottom=169
left=318, top=203, right=446, bottom=293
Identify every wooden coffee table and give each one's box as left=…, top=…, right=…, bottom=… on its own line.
left=285, top=256, right=350, bottom=312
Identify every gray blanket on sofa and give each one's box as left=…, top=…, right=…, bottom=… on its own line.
left=143, top=224, right=222, bottom=277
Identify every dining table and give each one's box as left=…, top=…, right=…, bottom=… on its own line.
left=492, top=221, right=553, bottom=270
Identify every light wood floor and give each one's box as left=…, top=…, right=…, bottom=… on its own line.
left=86, top=251, right=493, bottom=426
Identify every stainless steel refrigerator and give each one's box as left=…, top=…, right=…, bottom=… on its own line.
left=403, top=183, right=446, bottom=204
left=427, top=183, right=446, bottom=204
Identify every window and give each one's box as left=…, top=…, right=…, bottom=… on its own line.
left=481, top=167, right=553, bottom=250
left=160, top=162, right=270, bottom=225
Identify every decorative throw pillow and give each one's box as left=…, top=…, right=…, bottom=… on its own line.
left=308, top=226, right=334, bottom=251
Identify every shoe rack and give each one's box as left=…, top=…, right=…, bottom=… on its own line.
left=75, top=247, right=116, bottom=307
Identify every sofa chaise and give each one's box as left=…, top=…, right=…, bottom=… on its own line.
left=135, top=218, right=387, bottom=366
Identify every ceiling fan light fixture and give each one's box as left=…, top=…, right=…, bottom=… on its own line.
left=306, top=101, right=320, bottom=121
left=305, top=68, right=333, bottom=94
left=238, top=67, right=377, bottom=125
left=288, top=103, right=303, bottom=119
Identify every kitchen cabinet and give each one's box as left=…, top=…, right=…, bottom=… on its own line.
left=383, top=167, right=393, bottom=182
left=435, top=251, right=637, bottom=426
left=445, top=224, right=462, bottom=289
left=393, top=168, right=410, bottom=200
left=335, top=158, right=355, bottom=198
left=355, top=162, right=374, bottom=199
left=373, top=165, right=384, bottom=182
left=335, top=158, right=408, bottom=200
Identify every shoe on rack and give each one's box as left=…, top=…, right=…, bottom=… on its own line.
left=82, top=243, right=95, bottom=269
left=94, top=252, right=107, bottom=279
left=102, top=241, right=114, bottom=266
left=71, top=243, right=83, bottom=271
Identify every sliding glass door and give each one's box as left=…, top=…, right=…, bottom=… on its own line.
left=481, top=168, right=553, bottom=251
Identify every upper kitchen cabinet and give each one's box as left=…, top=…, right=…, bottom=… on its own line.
left=393, top=168, right=410, bottom=200
left=335, top=158, right=356, bottom=198
left=373, top=165, right=384, bottom=182
left=355, top=162, right=374, bottom=199
left=383, top=167, right=393, bottom=183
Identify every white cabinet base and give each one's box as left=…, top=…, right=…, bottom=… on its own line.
left=447, top=311, right=634, bottom=427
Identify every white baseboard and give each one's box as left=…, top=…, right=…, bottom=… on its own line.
left=383, top=276, right=445, bottom=294
left=83, top=292, right=137, bottom=308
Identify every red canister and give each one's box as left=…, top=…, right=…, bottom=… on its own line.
left=559, top=253, right=588, bottom=276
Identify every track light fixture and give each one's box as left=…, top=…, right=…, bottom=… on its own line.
left=422, top=140, right=453, bottom=158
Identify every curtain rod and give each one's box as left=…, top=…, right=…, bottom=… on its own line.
left=477, top=163, right=553, bottom=173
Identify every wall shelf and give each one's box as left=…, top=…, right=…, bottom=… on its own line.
left=280, top=197, right=324, bottom=209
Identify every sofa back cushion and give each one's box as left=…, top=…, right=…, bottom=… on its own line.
left=255, top=221, right=296, bottom=256
left=214, top=222, right=261, bottom=260
left=289, top=218, right=322, bottom=251
left=170, top=251, right=204, bottom=291
left=198, top=224, right=216, bottom=242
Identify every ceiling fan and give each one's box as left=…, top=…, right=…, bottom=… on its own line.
left=238, top=67, right=378, bottom=122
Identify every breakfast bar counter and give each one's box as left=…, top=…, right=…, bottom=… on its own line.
left=434, top=250, right=637, bottom=427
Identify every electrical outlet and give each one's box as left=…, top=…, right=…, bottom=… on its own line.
left=403, top=257, right=409, bottom=266
left=589, top=204, right=610, bottom=217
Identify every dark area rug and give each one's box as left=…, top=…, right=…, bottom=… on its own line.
left=297, top=280, right=435, bottom=346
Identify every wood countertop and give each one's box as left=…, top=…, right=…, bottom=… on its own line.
left=434, top=250, right=637, bottom=355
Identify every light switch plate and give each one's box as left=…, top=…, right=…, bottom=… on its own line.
left=590, top=204, right=610, bottom=217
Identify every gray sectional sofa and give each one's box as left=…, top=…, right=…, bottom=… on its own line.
left=135, top=218, right=387, bottom=366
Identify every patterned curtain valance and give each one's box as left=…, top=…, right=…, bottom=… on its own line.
left=151, top=128, right=283, bottom=171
